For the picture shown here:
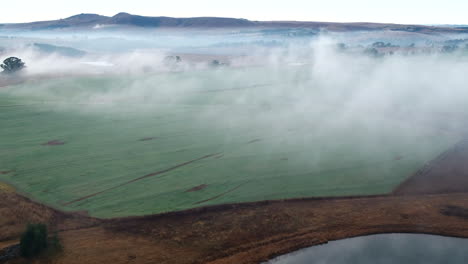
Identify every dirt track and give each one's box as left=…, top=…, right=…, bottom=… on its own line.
left=3, top=140, right=468, bottom=263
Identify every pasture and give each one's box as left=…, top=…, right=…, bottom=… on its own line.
left=0, top=65, right=462, bottom=217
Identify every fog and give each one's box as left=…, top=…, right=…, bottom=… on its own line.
left=3, top=32, right=468, bottom=128
left=2, top=29, right=468, bottom=174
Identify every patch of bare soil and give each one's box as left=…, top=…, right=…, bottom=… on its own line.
left=247, top=139, right=261, bottom=144
left=185, top=184, right=208, bottom=192
left=193, top=182, right=250, bottom=205
left=138, top=137, right=158, bottom=142
left=0, top=171, right=11, bottom=175
left=41, top=140, right=65, bottom=146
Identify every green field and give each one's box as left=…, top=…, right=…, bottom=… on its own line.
left=0, top=66, right=462, bottom=218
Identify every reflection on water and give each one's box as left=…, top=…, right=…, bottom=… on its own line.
left=266, top=234, right=468, bottom=264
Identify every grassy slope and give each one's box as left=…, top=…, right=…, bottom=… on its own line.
left=0, top=67, right=461, bottom=217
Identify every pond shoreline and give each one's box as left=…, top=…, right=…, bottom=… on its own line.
left=265, top=233, right=468, bottom=264
left=3, top=189, right=468, bottom=264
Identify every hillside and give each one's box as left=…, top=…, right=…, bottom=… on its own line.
left=1, top=13, right=468, bottom=33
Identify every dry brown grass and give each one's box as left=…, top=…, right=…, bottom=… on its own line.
left=0, top=182, right=14, bottom=193
left=4, top=140, right=468, bottom=263
left=4, top=191, right=468, bottom=264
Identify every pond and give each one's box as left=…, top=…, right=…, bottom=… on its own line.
left=265, top=234, right=468, bottom=264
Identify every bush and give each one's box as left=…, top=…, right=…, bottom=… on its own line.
left=19, top=224, right=48, bottom=258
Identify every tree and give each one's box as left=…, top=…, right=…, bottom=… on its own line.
left=164, top=55, right=182, bottom=64
left=364, top=47, right=380, bottom=57
left=20, top=224, right=48, bottom=258
left=441, top=45, right=458, bottom=53
left=211, top=60, right=221, bottom=67
left=1, top=57, right=25, bottom=73
left=372, top=41, right=386, bottom=48
left=210, top=59, right=229, bottom=67
left=336, top=43, right=347, bottom=51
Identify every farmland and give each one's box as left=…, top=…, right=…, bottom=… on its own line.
left=0, top=65, right=463, bottom=218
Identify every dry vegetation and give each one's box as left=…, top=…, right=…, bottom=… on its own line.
left=3, top=139, right=468, bottom=264
left=3, top=190, right=468, bottom=264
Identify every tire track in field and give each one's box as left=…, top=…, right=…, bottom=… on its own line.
left=62, top=153, right=220, bottom=206
left=193, top=181, right=250, bottom=205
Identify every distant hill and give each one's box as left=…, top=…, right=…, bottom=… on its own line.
left=32, top=43, right=86, bottom=57
left=1, top=13, right=468, bottom=34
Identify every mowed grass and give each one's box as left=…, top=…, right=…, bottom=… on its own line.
left=0, top=66, right=462, bottom=218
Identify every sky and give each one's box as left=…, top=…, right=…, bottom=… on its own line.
left=1, top=0, right=468, bottom=25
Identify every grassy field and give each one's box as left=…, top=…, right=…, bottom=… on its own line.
left=0, top=66, right=463, bottom=218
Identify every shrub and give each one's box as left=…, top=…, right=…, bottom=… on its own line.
left=19, top=224, right=48, bottom=258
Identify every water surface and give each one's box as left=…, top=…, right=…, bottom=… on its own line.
left=267, top=234, right=468, bottom=264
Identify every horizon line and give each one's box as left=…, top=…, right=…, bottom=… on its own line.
left=1, top=12, right=467, bottom=27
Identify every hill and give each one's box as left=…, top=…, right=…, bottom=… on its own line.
left=1, top=13, right=468, bottom=33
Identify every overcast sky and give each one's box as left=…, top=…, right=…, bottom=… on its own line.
left=1, top=0, right=467, bottom=25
